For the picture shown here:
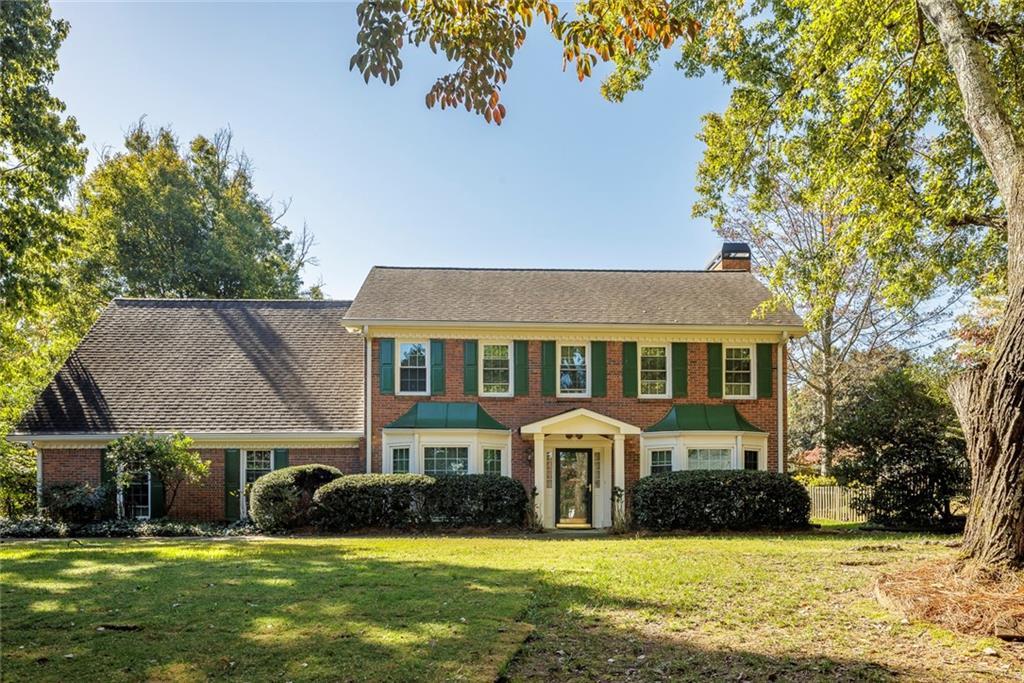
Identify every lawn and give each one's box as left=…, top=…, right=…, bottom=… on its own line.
left=2, top=531, right=1021, bottom=682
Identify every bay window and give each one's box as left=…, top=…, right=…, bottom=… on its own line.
left=687, top=447, right=733, bottom=470
left=424, top=446, right=469, bottom=476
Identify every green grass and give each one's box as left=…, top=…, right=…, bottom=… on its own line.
left=2, top=531, right=1020, bottom=682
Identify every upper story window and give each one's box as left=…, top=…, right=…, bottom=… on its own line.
left=724, top=346, right=754, bottom=398
left=481, top=343, right=513, bottom=396
left=639, top=345, right=669, bottom=398
left=558, top=343, right=589, bottom=396
left=398, top=342, right=429, bottom=394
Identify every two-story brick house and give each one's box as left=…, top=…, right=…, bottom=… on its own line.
left=10, top=243, right=803, bottom=528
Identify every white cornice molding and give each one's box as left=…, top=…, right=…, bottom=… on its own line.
left=8, top=430, right=363, bottom=450
left=354, top=323, right=801, bottom=343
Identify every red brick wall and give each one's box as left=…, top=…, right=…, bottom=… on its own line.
left=39, top=444, right=363, bottom=522
left=371, top=339, right=785, bottom=495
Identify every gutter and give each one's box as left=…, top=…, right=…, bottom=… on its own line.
left=7, top=430, right=364, bottom=444
left=344, top=319, right=806, bottom=336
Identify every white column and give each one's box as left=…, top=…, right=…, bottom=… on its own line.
left=533, top=435, right=546, bottom=527
left=613, top=434, right=625, bottom=522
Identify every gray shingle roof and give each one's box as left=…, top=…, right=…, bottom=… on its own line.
left=17, top=299, right=364, bottom=435
left=345, top=267, right=803, bottom=327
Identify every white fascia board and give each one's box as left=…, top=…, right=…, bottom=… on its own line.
left=7, top=430, right=364, bottom=444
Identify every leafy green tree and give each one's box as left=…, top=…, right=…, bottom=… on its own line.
left=831, top=365, right=969, bottom=529
left=350, top=0, right=1024, bottom=568
left=104, top=431, right=210, bottom=518
left=1, top=0, right=87, bottom=315
left=77, top=123, right=314, bottom=298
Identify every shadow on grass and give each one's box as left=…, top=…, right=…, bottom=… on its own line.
left=1, top=538, right=924, bottom=682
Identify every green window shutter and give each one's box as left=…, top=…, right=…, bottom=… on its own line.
left=273, top=448, right=289, bottom=470
left=707, top=343, right=723, bottom=398
left=430, top=339, right=446, bottom=395
left=541, top=341, right=556, bottom=396
left=514, top=340, right=529, bottom=396
left=757, top=343, right=773, bottom=398
left=463, top=340, right=478, bottom=395
left=224, top=449, right=241, bottom=521
left=671, top=343, right=688, bottom=398
left=150, top=474, right=166, bottom=519
left=100, top=449, right=113, bottom=486
left=591, top=341, right=607, bottom=397
left=622, top=342, right=638, bottom=398
left=379, top=338, right=395, bottom=395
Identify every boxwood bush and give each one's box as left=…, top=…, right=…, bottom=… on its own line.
left=313, top=473, right=528, bottom=531
left=425, top=474, right=528, bottom=527
left=632, top=470, right=811, bottom=531
left=248, top=464, right=343, bottom=531
left=313, top=474, right=434, bottom=531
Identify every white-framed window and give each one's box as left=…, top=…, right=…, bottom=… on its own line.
left=424, top=446, right=469, bottom=476
left=557, top=342, right=589, bottom=396
left=687, top=447, right=733, bottom=470
left=391, top=446, right=411, bottom=474
left=724, top=345, right=754, bottom=399
left=649, top=449, right=673, bottom=475
left=639, top=344, right=670, bottom=398
left=481, top=343, right=513, bottom=396
left=744, top=449, right=761, bottom=471
left=245, top=449, right=273, bottom=484
left=126, top=472, right=151, bottom=520
left=483, top=447, right=503, bottom=475
left=397, top=341, right=429, bottom=395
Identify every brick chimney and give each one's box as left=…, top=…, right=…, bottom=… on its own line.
left=706, top=242, right=752, bottom=272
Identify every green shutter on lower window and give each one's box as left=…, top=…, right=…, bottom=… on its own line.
left=273, top=448, right=289, bottom=469
left=150, top=475, right=166, bottom=518
left=463, top=340, right=478, bottom=395
left=622, top=342, right=638, bottom=398
left=100, top=449, right=112, bottom=486
left=514, top=340, right=529, bottom=396
left=430, top=339, right=445, bottom=395
left=707, top=343, right=723, bottom=398
left=379, top=338, right=395, bottom=395
left=224, top=448, right=241, bottom=521
left=541, top=341, right=556, bottom=396
left=672, top=342, right=688, bottom=398
left=757, top=343, right=773, bottom=398
left=591, top=341, right=607, bottom=397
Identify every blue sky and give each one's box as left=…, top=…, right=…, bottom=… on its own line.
left=52, top=2, right=732, bottom=298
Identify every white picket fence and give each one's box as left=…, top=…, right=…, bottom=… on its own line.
left=809, top=485, right=869, bottom=523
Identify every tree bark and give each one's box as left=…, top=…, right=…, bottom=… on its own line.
left=920, top=0, right=1024, bottom=569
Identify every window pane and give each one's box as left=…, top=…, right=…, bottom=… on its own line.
left=392, top=447, right=410, bottom=474
left=687, top=448, right=733, bottom=470
left=127, top=473, right=150, bottom=519
left=640, top=346, right=668, bottom=396
left=559, top=345, right=587, bottom=394
left=744, top=450, right=759, bottom=471
left=483, top=448, right=502, bottom=475
left=245, top=450, right=273, bottom=484
left=399, top=343, right=428, bottom=392
left=482, top=344, right=511, bottom=394
left=650, top=449, right=673, bottom=475
left=424, top=447, right=469, bottom=476
left=724, top=347, right=752, bottom=396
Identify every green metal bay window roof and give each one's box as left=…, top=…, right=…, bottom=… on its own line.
left=385, top=402, right=509, bottom=430
left=646, top=404, right=766, bottom=433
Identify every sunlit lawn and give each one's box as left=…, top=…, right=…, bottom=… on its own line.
left=2, top=530, right=1021, bottom=682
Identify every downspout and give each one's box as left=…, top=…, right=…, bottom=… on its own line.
left=777, top=332, right=788, bottom=473
left=364, top=326, right=372, bottom=473
left=32, top=441, right=42, bottom=514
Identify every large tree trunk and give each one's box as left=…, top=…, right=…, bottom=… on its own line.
left=920, top=0, right=1024, bottom=569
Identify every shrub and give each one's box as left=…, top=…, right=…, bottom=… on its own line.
left=424, top=475, right=527, bottom=527
left=632, top=470, right=811, bottom=531
left=314, top=474, right=434, bottom=531
left=0, top=516, right=69, bottom=538
left=248, top=464, right=343, bottom=531
left=42, top=482, right=111, bottom=523
left=0, top=516, right=258, bottom=539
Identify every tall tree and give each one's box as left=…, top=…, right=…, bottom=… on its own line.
left=77, top=123, right=314, bottom=299
left=349, top=0, right=1023, bottom=568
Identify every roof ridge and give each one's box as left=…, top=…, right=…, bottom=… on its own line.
left=370, top=266, right=750, bottom=274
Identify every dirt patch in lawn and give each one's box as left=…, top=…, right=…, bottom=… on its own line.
left=876, top=560, right=1024, bottom=640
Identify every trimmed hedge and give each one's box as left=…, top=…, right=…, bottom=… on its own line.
left=0, top=516, right=258, bottom=539
left=632, top=470, right=811, bottom=531
left=248, top=464, right=343, bottom=531
left=426, top=475, right=528, bottom=527
left=313, top=473, right=528, bottom=531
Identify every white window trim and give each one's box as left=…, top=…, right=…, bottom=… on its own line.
left=389, top=445, right=413, bottom=474
left=239, top=448, right=277, bottom=519
left=422, top=443, right=473, bottom=477
left=647, top=446, right=675, bottom=475
left=481, top=445, right=505, bottom=475
left=638, top=343, right=671, bottom=399
left=723, top=344, right=756, bottom=400
left=684, top=444, right=736, bottom=471
left=556, top=341, right=591, bottom=398
left=396, top=340, right=431, bottom=396
left=479, top=341, right=514, bottom=397
left=743, top=446, right=766, bottom=471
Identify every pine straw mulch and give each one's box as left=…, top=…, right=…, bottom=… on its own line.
left=875, top=559, right=1024, bottom=640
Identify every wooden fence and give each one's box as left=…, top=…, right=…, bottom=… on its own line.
left=809, top=486, right=870, bottom=523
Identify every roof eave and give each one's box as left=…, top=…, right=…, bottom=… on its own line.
left=343, top=319, right=806, bottom=336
